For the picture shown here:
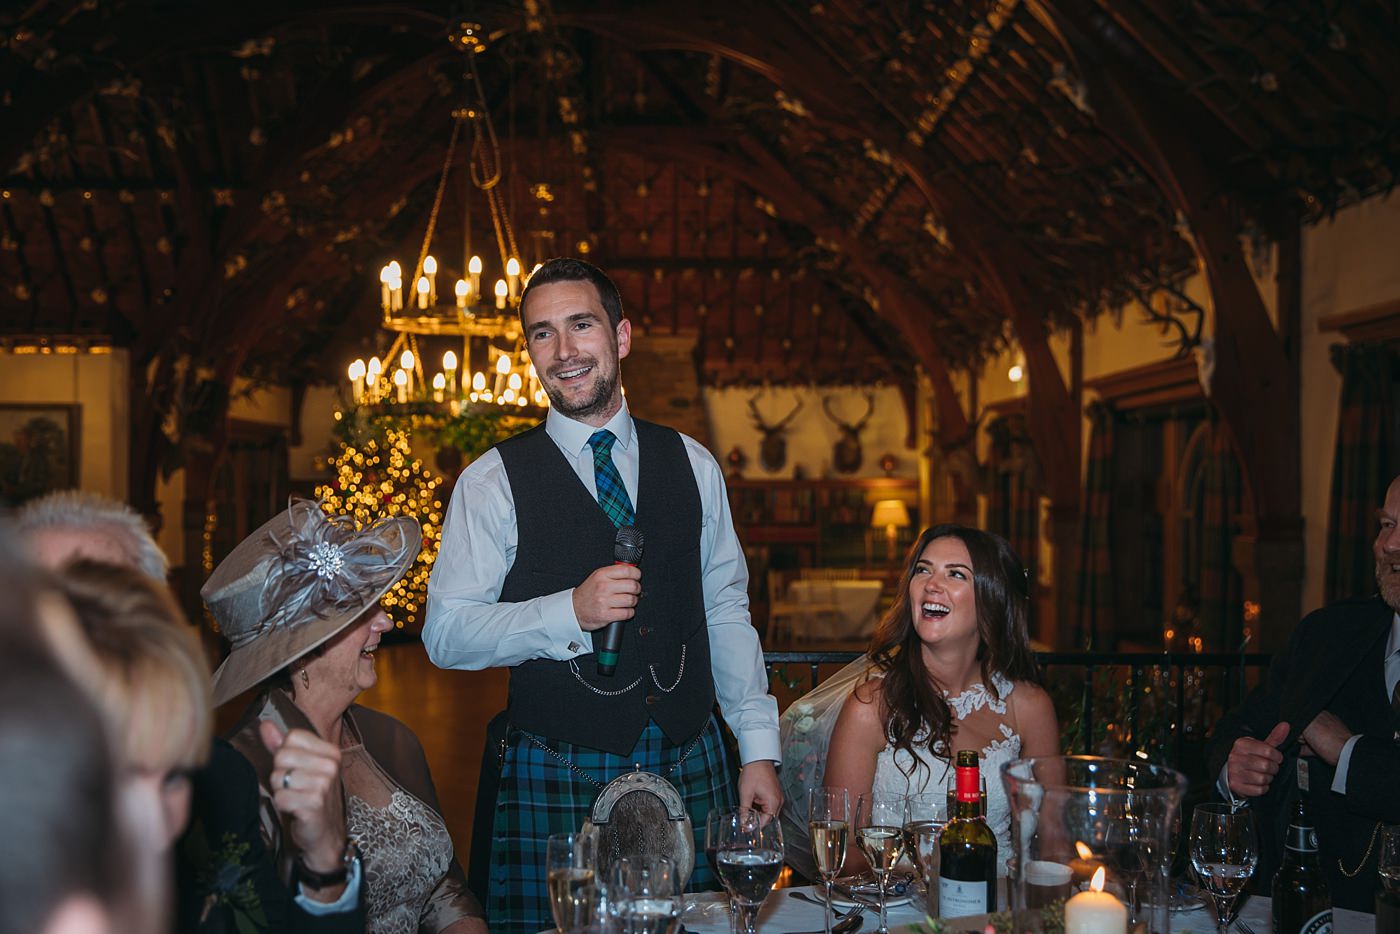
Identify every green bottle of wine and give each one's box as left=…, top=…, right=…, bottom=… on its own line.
left=938, top=749, right=998, bottom=918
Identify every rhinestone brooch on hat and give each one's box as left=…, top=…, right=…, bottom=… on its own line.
left=307, top=541, right=346, bottom=579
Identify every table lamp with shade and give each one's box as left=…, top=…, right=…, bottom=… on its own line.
left=870, top=499, right=911, bottom=566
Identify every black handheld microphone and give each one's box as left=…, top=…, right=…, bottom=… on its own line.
left=595, top=525, right=644, bottom=677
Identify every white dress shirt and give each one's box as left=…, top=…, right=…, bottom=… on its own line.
left=423, top=402, right=781, bottom=766
left=1221, top=611, right=1400, bottom=801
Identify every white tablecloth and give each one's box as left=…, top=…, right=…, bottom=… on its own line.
left=787, top=580, right=883, bottom=639
left=676, top=888, right=1377, bottom=934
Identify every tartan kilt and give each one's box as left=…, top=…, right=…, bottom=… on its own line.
left=486, top=714, right=736, bottom=932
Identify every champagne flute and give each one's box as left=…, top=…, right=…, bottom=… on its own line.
left=610, top=855, right=682, bottom=934
left=547, top=831, right=600, bottom=933
left=714, top=808, right=785, bottom=934
left=1189, top=803, right=1257, bottom=934
left=807, top=787, right=850, bottom=934
left=855, top=792, right=907, bottom=934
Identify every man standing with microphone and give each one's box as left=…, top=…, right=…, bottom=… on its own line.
left=424, top=258, right=782, bottom=931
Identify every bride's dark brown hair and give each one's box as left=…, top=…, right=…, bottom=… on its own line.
left=868, top=524, right=1039, bottom=774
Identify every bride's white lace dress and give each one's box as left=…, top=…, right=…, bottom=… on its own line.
left=870, top=672, right=1020, bottom=877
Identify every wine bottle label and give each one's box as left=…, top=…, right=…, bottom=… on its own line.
left=1297, top=909, right=1332, bottom=934
left=955, top=765, right=980, bottom=803
left=939, top=876, right=989, bottom=917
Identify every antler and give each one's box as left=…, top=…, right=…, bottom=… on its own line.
left=750, top=395, right=803, bottom=431
left=822, top=394, right=875, bottom=431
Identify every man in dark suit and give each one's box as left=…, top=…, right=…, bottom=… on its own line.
left=1209, top=473, right=1400, bottom=911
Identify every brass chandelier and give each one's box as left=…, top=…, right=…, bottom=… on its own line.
left=347, top=22, right=547, bottom=415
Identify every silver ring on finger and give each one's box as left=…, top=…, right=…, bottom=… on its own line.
left=282, top=769, right=294, bottom=790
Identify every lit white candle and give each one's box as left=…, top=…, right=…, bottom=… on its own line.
left=494, top=278, right=508, bottom=311
left=432, top=372, right=445, bottom=403
left=1064, top=868, right=1126, bottom=934
left=378, top=266, right=391, bottom=312
left=423, top=255, right=437, bottom=305
left=393, top=368, right=408, bottom=403
left=416, top=276, right=430, bottom=310
left=454, top=278, right=468, bottom=309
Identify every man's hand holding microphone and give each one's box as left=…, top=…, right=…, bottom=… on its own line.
left=571, top=527, right=644, bottom=675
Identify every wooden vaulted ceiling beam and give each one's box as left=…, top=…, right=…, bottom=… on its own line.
left=1038, top=0, right=1298, bottom=531
left=589, top=42, right=970, bottom=441
left=562, top=0, right=1084, bottom=505
left=2, top=1, right=451, bottom=179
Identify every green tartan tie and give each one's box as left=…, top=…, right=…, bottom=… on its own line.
left=588, top=429, right=635, bottom=528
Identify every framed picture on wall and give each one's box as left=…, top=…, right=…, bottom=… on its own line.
left=0, top=403, right=81, bottom=507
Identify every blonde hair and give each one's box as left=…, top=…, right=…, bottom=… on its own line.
left=54, top=561, right=211, bottom=773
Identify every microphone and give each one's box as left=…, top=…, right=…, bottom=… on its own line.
left=595, top=525, right=644, bottom=677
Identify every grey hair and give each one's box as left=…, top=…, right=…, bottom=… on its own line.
left=15, top=491, right=168, bottom=583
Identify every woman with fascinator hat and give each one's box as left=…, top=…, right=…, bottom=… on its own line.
left=203, top=499, right=486, bottom=934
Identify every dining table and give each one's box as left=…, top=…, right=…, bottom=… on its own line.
left=786, top=579, right=883, bottom=640
left=672, top=886, right=1379, bottom=934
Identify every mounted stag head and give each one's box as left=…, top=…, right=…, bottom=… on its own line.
left=822, top=392, right=876, bottom=474
left=748, top=394, right=803, bottom=472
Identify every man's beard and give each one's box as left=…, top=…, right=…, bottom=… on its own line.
left=544, top=362, right=619, bottom=421
left=1377, top=559, right=1400, bottom=611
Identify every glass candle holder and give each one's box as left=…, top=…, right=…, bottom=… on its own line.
left=1000, top=756, right=1186, bottom=934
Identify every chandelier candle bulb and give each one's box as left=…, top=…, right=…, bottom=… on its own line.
left=432, top=372, right=445, bottom=403
left=400, top=350, right=415, bottom=399
left=472, top=371, right=486, bottom=393
left=494, top=278, right=508, bottom=310
left=423, top=255, right=437, bottom=304
left=348, top=359, right=366, bottom=404
left=468, top=255, right=482, bottom=299
left=393, top=368, right=408, bottom=403
left=506, top=256, right=522, bottom=299
left=454, top=278, right=468, bottom=309
left=388, top=262, right=403, bottom=311
left=1064, top=868, right=1126, bottom=934
left=442, top=350, right=458, bottom=397
left=366, top=356, right=383, bottom=403
left=416, top=276, right=430, bottom=310
left=379, top=266, right=392, bottom=312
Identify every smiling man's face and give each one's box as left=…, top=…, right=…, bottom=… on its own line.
left=1375, top=476, right=1400, bottom=611
left=522, top=279, right=631, bottom=427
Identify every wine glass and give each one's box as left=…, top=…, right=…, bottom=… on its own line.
left=609, top=855, right=682, bottom=934
left=704, top=808, right=740, bottom=931
left=1376, top=825, right=1400, bottom=930
left=1188, top=803, right=1257, bottom=934
left=855, top=792, right=907, bottom=934
left=904, top=791, right=947, bottom=913
left=807, top=787, right=850, bottom=934
left=713, top=807, right=784, bottom=934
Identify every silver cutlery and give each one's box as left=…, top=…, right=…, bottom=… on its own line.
left=787, top=905, right=866, bottom=934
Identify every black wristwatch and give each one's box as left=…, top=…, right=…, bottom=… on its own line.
left=294, top=838, right=359, bottom=889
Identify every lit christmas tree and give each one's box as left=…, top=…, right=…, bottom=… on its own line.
left=316, top=427, right=444, bottom=630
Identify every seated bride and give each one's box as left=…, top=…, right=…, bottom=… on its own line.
left=781, top=524, right=1059, bottom=878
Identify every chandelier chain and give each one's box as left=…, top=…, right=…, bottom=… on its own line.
left=409, top=116, right=464, bottom=300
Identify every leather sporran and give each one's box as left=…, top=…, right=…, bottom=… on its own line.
left=582, top=770, right=695, bottom=887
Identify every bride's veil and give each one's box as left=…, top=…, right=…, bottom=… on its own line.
left=777, top=655, right=879, bottom=880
